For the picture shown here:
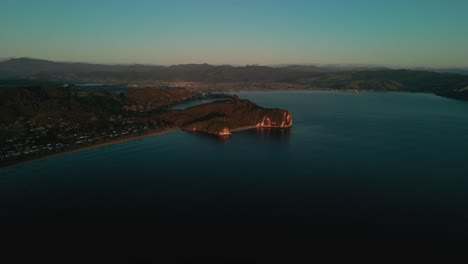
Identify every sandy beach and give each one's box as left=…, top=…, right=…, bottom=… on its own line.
left=1, top=127, right=180, bottom=168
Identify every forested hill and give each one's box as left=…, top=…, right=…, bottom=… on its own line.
left=1, top=58, right=468, bottom=100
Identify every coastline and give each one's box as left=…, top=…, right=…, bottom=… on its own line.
left=3, top=89, right=453, bottom=168
left=1, top=127, right=179, bottom=168
left=222, top=88, right=436, bottom=95
left=230, top=126, right=258, bottom=133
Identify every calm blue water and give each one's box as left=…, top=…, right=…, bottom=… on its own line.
left=169, top=98, right=223, bottom=109
left=2, top=91, right=468, bottom=248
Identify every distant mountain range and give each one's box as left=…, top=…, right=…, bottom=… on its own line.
left=415, top=67, right=468, bottom=76
left=0, top=58, right=165, bottom=75
left=1, top=58, right=468, bottom=100
left=1, top=58, right=467, bottom=77
left=0, top=58, right=314, bottom=83
left=278, top=64, right=468, bottom=76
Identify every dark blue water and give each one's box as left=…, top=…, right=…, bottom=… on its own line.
left=2, top=91, right=468, bottom=251
left=169, top=98, right=223, bottom=109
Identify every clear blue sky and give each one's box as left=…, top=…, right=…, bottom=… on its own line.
left=1, top=0, right=468, bottom=67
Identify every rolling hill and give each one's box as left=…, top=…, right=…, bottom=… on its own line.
left=1, top=58, right=468, bottom=100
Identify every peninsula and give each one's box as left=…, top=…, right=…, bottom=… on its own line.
left=0, top=85, right=292, bottom=166
left=161, top=98, right=292, bottom=136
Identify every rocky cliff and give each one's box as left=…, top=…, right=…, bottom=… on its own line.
left=160, top=98, right=292, bottom=136
left=255, top=111, right=292, bottom=128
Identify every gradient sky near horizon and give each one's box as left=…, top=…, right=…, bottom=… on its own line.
left=1, top=0, right=468, bottom=67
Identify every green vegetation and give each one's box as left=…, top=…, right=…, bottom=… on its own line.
left=306, top=70, right=468, bottom=93
left=0, top=85, right=252, bottom=166
left=3, top=58, right=468, bottom=165
left=2, top=58, right=468, bottom=101
left=160, top=98, right=292, bottom=136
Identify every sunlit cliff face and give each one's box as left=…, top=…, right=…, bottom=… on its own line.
left=217, top=128, right=231, bottom=136
left=281, top=111, right=293, bottom=127
left=164, top=98, right=292, bottom=137
left=256, top=111, right=292, bottom=128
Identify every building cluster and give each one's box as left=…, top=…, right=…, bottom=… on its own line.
left=1, top=116, right=155, bottom=165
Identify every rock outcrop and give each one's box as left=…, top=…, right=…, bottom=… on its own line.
left=256, top=111, right=292, bottom=128
left=160, top=98, right=292, bottom=136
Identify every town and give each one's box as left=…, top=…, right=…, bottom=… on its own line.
left=1, top=113, right=169, bottom=166
left=0, top=85, right=236, bottom=167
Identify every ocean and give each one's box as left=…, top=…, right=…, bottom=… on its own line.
left=2, top=91, right=468, bottom=253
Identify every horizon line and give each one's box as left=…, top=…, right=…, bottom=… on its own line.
left=2, top=56, right=468, bottom=70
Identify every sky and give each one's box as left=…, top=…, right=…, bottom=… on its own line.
left=1, top=0, right=468, bottom=67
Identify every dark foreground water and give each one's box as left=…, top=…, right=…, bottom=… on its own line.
left=1, top=91, right=468, bottom=256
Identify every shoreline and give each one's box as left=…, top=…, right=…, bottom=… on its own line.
left=2, top=89, right=453, bottom=168
left=230, top=126, right=258, bottom=133
left=217, top=88, right=438, bottom=95
left=230, top=125, right=293, bottom=134
left=1, top=127, right=179, bottom=168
